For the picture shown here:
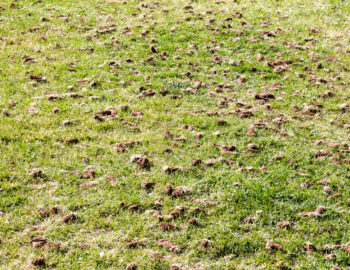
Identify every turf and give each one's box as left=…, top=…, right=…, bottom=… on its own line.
left=0, top=0, right=349, bottom=269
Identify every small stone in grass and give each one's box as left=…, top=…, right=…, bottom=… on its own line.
left=191, top=158, right=202, bottom=166
left=160, top=222, right=176, bottom=231
left=176, top=205, right=188, bottom=213
left=79, top=181, right=98, bottom=188
left=2, top=109, right=10, bottom=116
left=317, top=179, right=330, bottom=185
left=65, top=138, right=79, bottom=144
left=126, top=262, right=137, bottom=269
left=62, top=120, right=78, bottom=126
left=301, top=206, right=325, bottom=217
left=247, top=143, right=260, bottom=151
left=170, top=210, right=181, bottom=219
left=128, top=204, right=139, bottom=211
left=164, top=184, right=173, bottom=195
left=160, top=88, right=168, bottom=96
left=130, top=155, right=150, bottom=169
left=142, top=181, right=156, bottom=190
left=32, top=257, right=45, bottom=266
left=30, top=235, right=47, bottom=248
left=328, top=193, right=342, bottom=199
left=157, top=239, right=181, bottom=253
left=125, top=240, right=144, bottom=248
left=188, top=218, right=198, bottom=225
left=217, top=119, right=228, bottom=125
left=50, top=205, right=59, bottom=214
left=172, top=186, right=192, bottom=198
left=29, top=168, right=43, bottom=178
left=152, top=251, right=164, bottom=260
left=199, top=239, right=209, bottom=250
left=247, top=128, right=256, bottom=136
left=137, top=157, right=150, bottom=169
left=62, top=213, right=76, bottom=223
left=241, top=216, right=255, bottom=224
left=9, top=100, right=16, bottom=107
left=81, top=168, right=95, bottom=179
left=164, top=166, right=191, bottom=174
left=266, top=242, right=283, bottom=251
left=213, top=131, right=220, bottom=136
left=190, top=197, right=215, bottom=206
left=195, top=132, right=203, bottom=140
left=154, top=197, right=162, bottom=206
left=322, top=244, right=341, bottom=251
left=277, top=221, right=290, bottom=228
left=46, top=242, right=62, bottom=250
left=305, top=242, right=315, bottom=253
left=153, top=210, right=163, bottom=220
left=38, top=208, right=49, bottom=217
left=164, top=130, right=172, bottom=139
left=150, top=45, right=157, bottom=53
left=322, top=186, right=332, bottom=194
left=325, top=253, right=336, bottom=260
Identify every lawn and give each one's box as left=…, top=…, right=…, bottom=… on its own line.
left=0, top=0, right=349, bottom=269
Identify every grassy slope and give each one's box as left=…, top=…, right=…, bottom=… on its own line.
left=0, top=0, right=349, bottom=269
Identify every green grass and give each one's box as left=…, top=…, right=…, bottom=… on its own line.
left=0, top=0, right=349, bottom=269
